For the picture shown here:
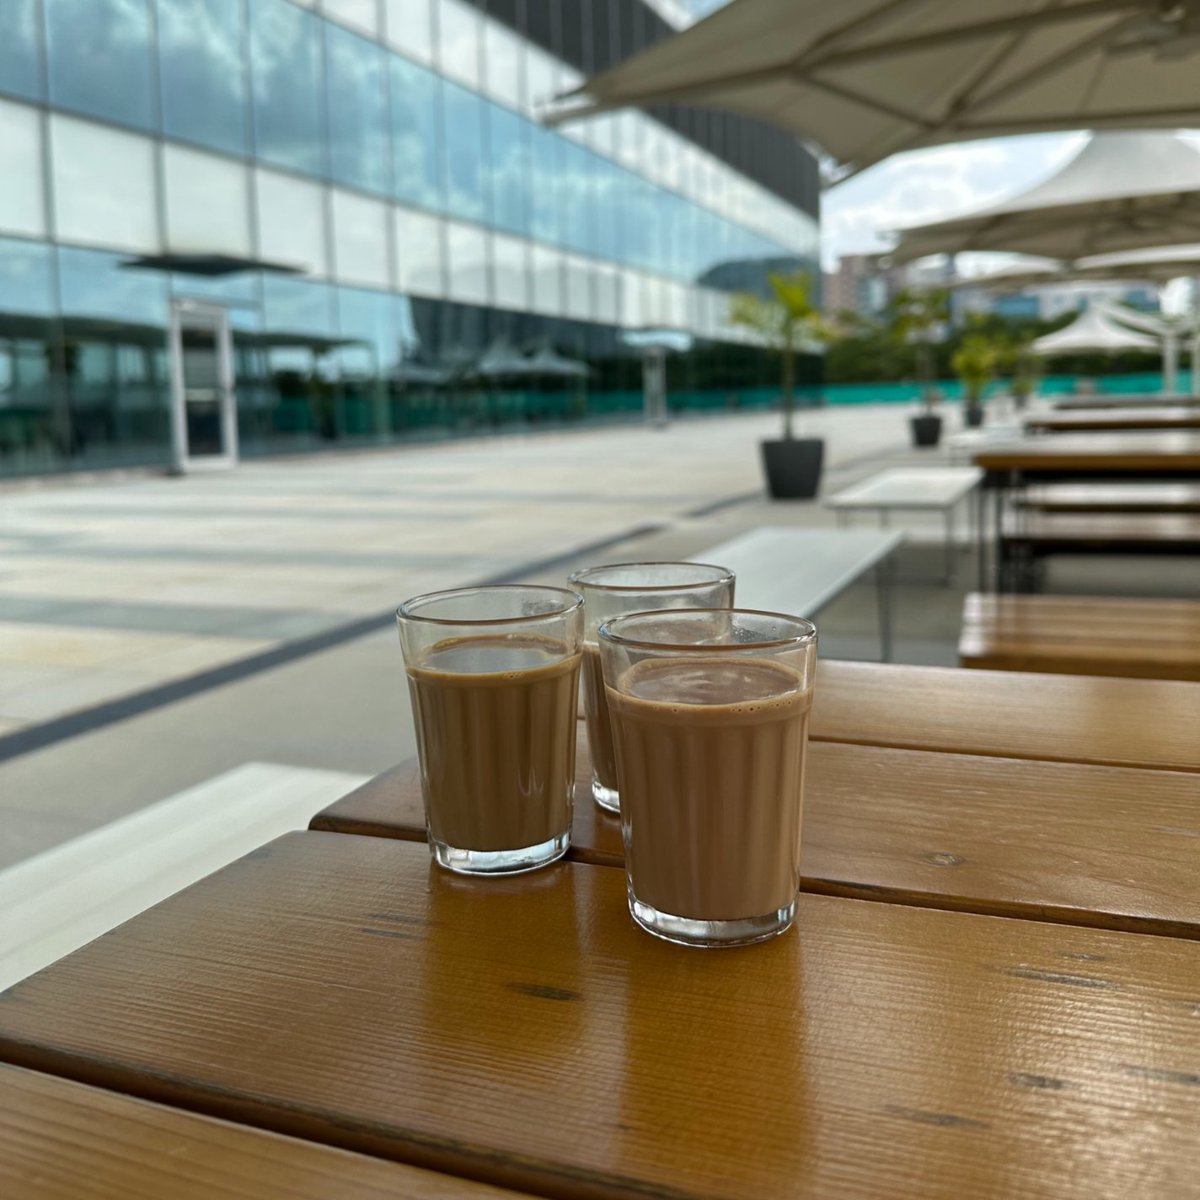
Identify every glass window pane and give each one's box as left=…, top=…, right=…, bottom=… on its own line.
left=163, top=144, right=251, bottom=255
left=523, top=45, right=557, bottom=115
left=481, top=19, right=522, bottom=109
left=0, top=99, right=45, bottom=238
left=261, top=275, right=336, bottom=436
left=527, top=124, right=561, bottom=245
left=331, top=189, right=390, bottom=288
left=157, top=0, right=248, bottom=156
left=249, top=0, right=325, bottom=177
left=384, top=0, right=433, bottom=64
left=444, top=220, right=488, bottom=305
left=45, top=0, right=154, bottom=130
left=326, top=24, right=388, bottom=195
left=491, top=231, right=526, bottom=311
left=559, top=140, right=598, bottom=258
left=563, top=255, right=592, bottom=322
left=390, top=55, right=442, bottom=210
left=323, top=0, right=379, bottom=35
left=255, top=167, right=328, bottom=275
left=334, top=284, right=392, bottom=439
left=51, top=115, right=160, bottom=253
left=594, top=263, right=620, bottom=326
left=436, top=0, right=480, bottom=89
left=393, top=206, right=444, bottom=296
left=441, top=80, right=486, bottom=224
left=0, top=0, right=41, bottom=101
left=488, top=103, right=529, bottom=238
left=529, top=244, right=561, bottom=317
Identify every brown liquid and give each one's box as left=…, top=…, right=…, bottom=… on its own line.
left=580, top=644, right=619, bottom=793
left=407, top=635, right=580, bottom=851
left=607, top=657, right=811, bottom=922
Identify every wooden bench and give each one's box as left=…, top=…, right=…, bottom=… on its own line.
left=1020, top=483, right=1200, bottom=513
left=959, top=592, right=1200, bottom=681
left=999, top=511, right=1200, bottom=589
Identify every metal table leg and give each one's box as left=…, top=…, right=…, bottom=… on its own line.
left=943, top=503, right=955, bottom=586
left=875, top=555, right=894, bottom=662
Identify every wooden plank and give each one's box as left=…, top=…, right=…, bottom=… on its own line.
left=310, top=744, right=624, bottom=867
left=1002, top=512, right=1200, bottom=546
left=0, top=1063, right=526, bottom=1200
left=1021, top=483, right=1200, bottom=512
left=810, top=660, right=1200, bottom=773
left=959, top=593, right=1200, bottom=681
left=1, top=833, right=1197, bottom=1200
left=1053, top=395, right=1200, bottom=410
left=1025, top=408, right=1200, bottom=433
left=314, top=739, right=1200, bottom=938
left=973, top=433, right=1200, bottom=471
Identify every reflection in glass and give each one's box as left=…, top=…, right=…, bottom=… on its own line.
left=331, top=190, right=390, bottom=288
left=249, top=0, right=324, bottom=176
left=391, top=55, right=443, bottom=210
left=335, top=285, right=397, bottom=438
left=46, top=0, right=155, bottom=130
left=441, top=80, right=487, bottom=224
left=261, top=274, right=336, bottom=443
left=326, top=23, right=389, bottom=196
left=528, top=124, right=561, bottom=246
left=163, top=145, right=252, bottom=256
left=0, top=0, right=41, bottom=101
left=255, top=167, right=328, bottom=275
left=56, top=246, right=171, bottom=468
left=488, top=103, right=530, bottom=238
left=157, top=0, right=248, bottom=156
left=0, top=238, right=59, bottom=472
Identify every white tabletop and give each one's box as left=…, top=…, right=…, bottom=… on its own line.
left=699, top=526, right=904, bottom=617
left=825, top=467, right=983, bottom=510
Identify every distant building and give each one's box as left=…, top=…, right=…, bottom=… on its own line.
left=823, top=254, right=888, bottom=316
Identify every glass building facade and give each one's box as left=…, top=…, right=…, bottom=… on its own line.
left=0, top=0, right=820, bottom=476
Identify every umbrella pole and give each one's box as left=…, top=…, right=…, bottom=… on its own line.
left=1192, top=334, right=1200, bottom=398
left=1163, top=331, right=1178, bottom=395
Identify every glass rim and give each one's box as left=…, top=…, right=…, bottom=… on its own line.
left=567, top=561, right=735, bottom=592
left=599, top=607, right=817, bottom=652
left=396, top=584, right=584, bottom=627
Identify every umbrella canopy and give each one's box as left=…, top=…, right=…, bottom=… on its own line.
left=547, top=0, right=1200, bottom=177
left=891, top=131, right=1200, bottom=261
left=957, top=243, right=1200, bottom=290
left=1030, top=303, right=1161, bottom=355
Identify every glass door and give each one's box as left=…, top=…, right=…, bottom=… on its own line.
left=169, top=301, right=237, bottom=470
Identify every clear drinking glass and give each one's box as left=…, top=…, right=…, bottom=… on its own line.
left=397, top=585, right=584, bottom=876
left=567, top=562, right=735, bottom=815
left=599, top=608, right=817, bottom=947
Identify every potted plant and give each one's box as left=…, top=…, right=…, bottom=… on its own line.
left=951, top=331, right=996, bottom=428
left=891, top=288, right=949, bottom=448
left=730, top=271, right=827, bottom=499
left=1009, top=344, right=1040, bottom=410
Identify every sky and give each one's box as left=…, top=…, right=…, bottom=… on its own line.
left=820, top=132, right=1088, bottom=271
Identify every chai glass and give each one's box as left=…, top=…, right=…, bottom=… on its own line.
left=397, top=585, right=584, bottom=875
left=567, top=562, right=735, bottom=815
left=599, top=608, right=817, bottom=947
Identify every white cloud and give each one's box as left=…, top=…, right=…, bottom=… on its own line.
left=821, top=132, right=1087, bottom=267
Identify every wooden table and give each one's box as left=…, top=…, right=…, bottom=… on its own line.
left=2, top=832, right=1198, bottom=1200
left=0, top=1062, right=525, bottom=1199
left=314, top=692, right=1200, bottom=938
left=1025, top=408, right=1200, bottom=433
left=1053, top=394, right=1200, bottom=410
left=971, top=434, right=1200, bottom=589
left=959, top=593, right=1200, bottom=682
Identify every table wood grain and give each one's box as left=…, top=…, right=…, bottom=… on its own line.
left=959, top=593, right=1200, bottom=681
left=972, top=432, right=1200, bottom=471
left=313, top=739, right=1200, bottom=938
left=0, top=1063, right=527, bottom=1199
left=811, top=660, right=1200, bottom=773
left=1025, top=408, right=1200, bottom=433
left=2, top=834, right=1197, bottom=1200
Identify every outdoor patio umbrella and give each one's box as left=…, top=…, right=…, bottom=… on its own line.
left=890, top=131, right=1200, bottom=261
left=1030, top=303, right=1161, bottom=355
left=545, top=0, right=1200, bottom=177
left=955, top=244, right=1200, bottom=290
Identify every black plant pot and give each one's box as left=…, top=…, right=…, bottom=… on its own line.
left=963, top=403, right=985, bottom=428
left=909, top=413, right=943, bottom=447
left=761, top=438, right=824, bottom=499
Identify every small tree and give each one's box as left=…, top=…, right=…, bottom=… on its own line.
left=730, top=271, right=826, bottom=440
left=951, top=332, right=997, bottom=407
left=890, top=287, right=950, bottom=407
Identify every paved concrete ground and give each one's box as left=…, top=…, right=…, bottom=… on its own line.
left=2, top=404, right=1194, bottom=872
